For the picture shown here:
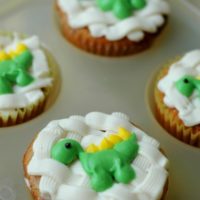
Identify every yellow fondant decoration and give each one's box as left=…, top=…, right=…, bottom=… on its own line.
left=9, top=43, right=27, bottom=58
left=99, top=138, right=113, bottom=150
left=9, top=51, right=16, bottom=58
left=0, top=50, right=10, bottom=61
left=118, top=127, right=131, bottom=140
left=16, top=43, right=27, bottom=54
left=85, top=127, right=132, bottom=153
left=0, top=43, right=28, bottom=61
left=86, top=144, right=99, bottom=153
left=107, top=134, right=122, bottom=144
left=196, top=75, right=200, bottom=80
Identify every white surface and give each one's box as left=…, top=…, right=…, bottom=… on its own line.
left=188, top=0, right=200, bottom=9
left=0, top=0, right=199, bottom=200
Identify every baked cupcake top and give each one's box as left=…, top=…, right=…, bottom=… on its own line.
left=58, top=0, right=170, bottom=42
left=27, top=112, right=168, bottom=200
left=0, top=34, right=52, bottom=111
left=158, top=50, right=200, bottom=127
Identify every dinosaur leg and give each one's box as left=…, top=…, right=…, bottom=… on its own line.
left=0, top=76, right=13, bottom=94
left=96, top=0, right=115, bottom=11
left=16, top=69, right=34, bottom=86
left=131, top=0, right=146, bottom=9
left=90, top=167, right=113, bottom=192
left=114, top=159, right=136, bottom=184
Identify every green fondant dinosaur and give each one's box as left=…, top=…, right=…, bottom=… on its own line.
left=51, top=134, right=139, bottom=192
left=0, top=45, right=34, bottom=95
left=96, top=0, right=147, bottom=19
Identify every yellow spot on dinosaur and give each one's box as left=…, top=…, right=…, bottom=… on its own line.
left=85, top=127, right=132, bottom=153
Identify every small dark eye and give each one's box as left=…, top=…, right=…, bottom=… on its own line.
left=184, top=78, right=189, bottom=83
left=65, top=142, right=72, bottom=149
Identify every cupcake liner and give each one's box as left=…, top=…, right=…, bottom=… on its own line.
left=0, top=90, right=48, bottom=127
left=161, top=179, right=168, bottom=200
left=55, top=2, right=168, bottom=57
left=0, top=32, right=60, bottom=127
left=154, top=66, right=200, bottom=147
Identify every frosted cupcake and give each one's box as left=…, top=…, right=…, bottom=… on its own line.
left=23, top=112, right=169, bottom=200
left=0, top=32, right=57, bottom=127
left=155, top=50, right=200, bottom=147
left=55, top=0, right=170, bottom=56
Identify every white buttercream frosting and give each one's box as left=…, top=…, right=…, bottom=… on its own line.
left=0, top=34, right=53, bottom=110
left=58, top=0, right=170, bottom=42
left=28, top=112, right=169, bottom=200
left=157, top=50, right=200, bottom=127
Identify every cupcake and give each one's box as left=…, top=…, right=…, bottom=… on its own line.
left=23, top=112, right=169, bottom=200
left=0, top=32, right=57, bottom=127
left=155, top=50, right=200, bottom=147
left=55, top=0, right=170, bottom=56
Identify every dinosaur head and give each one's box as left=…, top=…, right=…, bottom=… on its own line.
left=51, top=138, right=84, bottom=165
left=175, top=75, right=200, bottom=97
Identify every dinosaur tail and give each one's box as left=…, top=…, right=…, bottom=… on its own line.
left=114, top=134, right=139, bottom=163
